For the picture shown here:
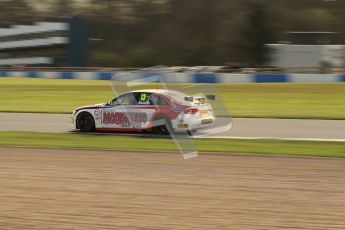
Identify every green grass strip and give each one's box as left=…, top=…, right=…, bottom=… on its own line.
left=0, top=77, right=345, bottom=119
left=0, top=132, right=344, bottom=158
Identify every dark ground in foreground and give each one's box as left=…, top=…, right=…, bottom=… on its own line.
left=0, top=147, right=344, bottom=229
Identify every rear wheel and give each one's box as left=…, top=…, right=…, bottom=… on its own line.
left=77, top=113, right=95, bottom=132
left=187, top=129, right=197, bottom=136
left=153, top=115, right=172, bottom=135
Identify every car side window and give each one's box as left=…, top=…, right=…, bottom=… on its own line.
left=150, top=94, right=169, bottom=106
left=136, top=92, right=151, bottom=105
left=113, top=92, right=169, bottom=106
left=110, top=93, right=137, bottom=106
left=121, top=93, right=137, bottom=105
left=110, top=95, right=124, bottom=106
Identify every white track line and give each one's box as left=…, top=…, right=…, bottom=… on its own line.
left=194, top=136, right=345, bottom=142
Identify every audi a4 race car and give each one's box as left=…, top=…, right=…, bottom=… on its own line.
left=72, top=89, right=216, bottom=134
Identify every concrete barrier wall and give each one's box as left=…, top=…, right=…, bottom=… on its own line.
left=1, top=71, right=344, bottom=83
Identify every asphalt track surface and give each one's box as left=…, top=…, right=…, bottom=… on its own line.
left=0, top=112, right=345, bottom=141
left=0, top=147, right=344, bottom=229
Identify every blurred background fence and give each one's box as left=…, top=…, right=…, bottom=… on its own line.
left=1, top=69, right=344, bottom=83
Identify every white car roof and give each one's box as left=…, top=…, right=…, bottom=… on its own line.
left=131, top=89, right=171, bottom=94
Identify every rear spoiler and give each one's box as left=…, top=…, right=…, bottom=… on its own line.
left=184, top=95, right=216, bottom=101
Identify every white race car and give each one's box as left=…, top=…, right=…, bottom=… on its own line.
left=72, top=89, right=216, bottom=134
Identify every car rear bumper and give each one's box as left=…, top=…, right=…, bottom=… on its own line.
left=174, top=116, right=215, bottom=131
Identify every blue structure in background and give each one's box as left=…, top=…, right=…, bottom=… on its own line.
left=60, top=72, right=74, bottom=79
left=98, top=72, right=113, bottom=81
left=339, top=75, right=345, bottom=82
left=254, top=74, right=288, bottom=83
left=0, top=71, right=344, bottom=83
left=194, top=73, right=218, bottom=83
left=27, top=71, right=39, bottom=78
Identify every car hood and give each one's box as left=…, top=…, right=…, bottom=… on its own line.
left=75, top=103, right=107, bottom=111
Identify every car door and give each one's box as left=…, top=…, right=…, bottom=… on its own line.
left=100, top=93, right=138, bottom=130
left=135, top=92, right=175, bottom=129
left=132, top=92, right=158, bottom=129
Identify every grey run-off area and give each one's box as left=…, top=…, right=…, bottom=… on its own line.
left=0, top=112, right=344, bottom=141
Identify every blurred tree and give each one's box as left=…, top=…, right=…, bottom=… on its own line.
left=295, top=8, right=334, bottom=31
left=0, top=0, right=37, bottom=25
left=240, top=1, right=275, bottom=66
left=151, top=0, right=219, bottom=66
left=55, top=0, right=74, bottom=16
left=0, top=0, right=344, bottom=67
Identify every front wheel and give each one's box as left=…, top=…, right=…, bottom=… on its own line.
left=77, top=113, right=95, bottom=132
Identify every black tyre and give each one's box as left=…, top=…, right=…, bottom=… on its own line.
left=153, top=115, right=172, bottom=135
left=77, top=113, right=95, bottom=132
left=187, top=129, right=197, bottom=136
